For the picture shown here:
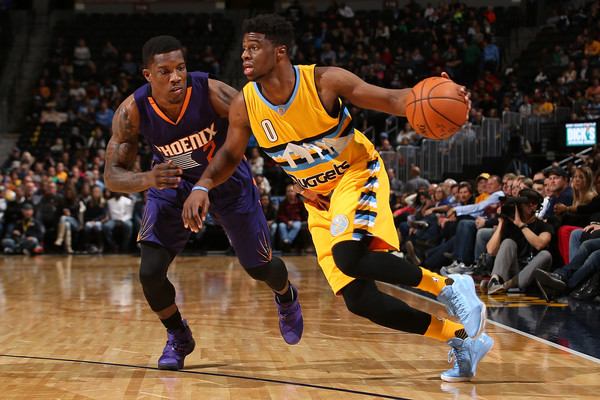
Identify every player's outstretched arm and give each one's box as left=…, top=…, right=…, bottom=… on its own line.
left=182, top=92, right=251, bottom=232
left=317, top=67, right=469, bottom=118
left=316, top=66, right=412, bottom=116
left=104, top=95, right=182, bottom=193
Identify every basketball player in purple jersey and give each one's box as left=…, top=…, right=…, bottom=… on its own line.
left=104, top=35, right=303, bottom=370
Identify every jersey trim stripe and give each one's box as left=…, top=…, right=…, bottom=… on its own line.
left=252, top=66, right=300, bottom=115
left=148, top=86, right=192, bottom=125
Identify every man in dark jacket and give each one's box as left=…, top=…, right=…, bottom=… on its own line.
left=2, top=203, right=45, bottom=255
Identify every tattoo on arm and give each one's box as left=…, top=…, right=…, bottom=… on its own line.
left=104, top=105, right=148, bottom=193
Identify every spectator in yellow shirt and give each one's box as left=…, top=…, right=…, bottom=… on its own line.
left=475, top=173, right=490, bottom=203
left=584, top=36, right=600, bottom=57
left=533, top=95, right=554, bottom=115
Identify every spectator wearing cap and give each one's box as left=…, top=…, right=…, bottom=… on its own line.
left=540, top=166, right=572, bottom=220
left=378, top=131, right=389, bottom=146
left=1, top=147, right=20, bottom=174
left=2, top=203, right=45, bottom=255
left=475, top=173, right=490, bottom=203
left=533, top=94, right=554, bottom=116
left=377, top=137, right=393, bottom=153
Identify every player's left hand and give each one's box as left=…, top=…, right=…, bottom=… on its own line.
left=441, top=71, right=471, bottom=119
left=293, top=183, right=330, bottom=211
left=182, top=189, right=210, bottom=233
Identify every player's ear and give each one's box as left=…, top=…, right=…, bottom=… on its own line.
left=142, top=68, right=151, bottom=82
left=276, top=44, right=287, bottom=59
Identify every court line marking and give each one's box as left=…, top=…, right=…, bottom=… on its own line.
left=0, top=354, right=411, bottom=400
left=385, top=283, right=600, bottom=364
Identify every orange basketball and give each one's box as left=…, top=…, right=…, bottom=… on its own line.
left=405, top=77, right=468, bottom=139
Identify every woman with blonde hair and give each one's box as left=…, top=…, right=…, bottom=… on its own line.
left=555, top=165, right=598, bottom=263
left=555, top=165, right=596, bottom=219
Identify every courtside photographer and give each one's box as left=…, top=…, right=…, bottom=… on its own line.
left=480, top=188, right=554, bottom=294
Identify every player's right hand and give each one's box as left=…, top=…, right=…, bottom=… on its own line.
left=293, top=183, right=330, bottom=211
left=150, top=160, right=182, bottom=189
left=182, top=189, right=209, bottom=233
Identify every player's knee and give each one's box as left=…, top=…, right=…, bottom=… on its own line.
left=341, top=280, right=378, bottom=318
left=139, top=257, right=168, bottom=288
left=343, top=294, right=371, bottom=317
left=332, top=241, right=364, bottom=277
left=245, top=263, right=270, bottom=281
left=245, top=256, right=288, bottom=289
left=139, top=242, right=175, bottom=289
left=138, top=265, right=164, bottom=288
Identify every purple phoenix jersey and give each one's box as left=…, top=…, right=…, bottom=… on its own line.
left=133, top=72, right=271, bottom=266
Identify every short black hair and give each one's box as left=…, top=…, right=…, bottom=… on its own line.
left=142, top=35, right=183, bottom=68
left=242, top=14, right=294, bottom=51
left=519, top=188, right=544, bottom=208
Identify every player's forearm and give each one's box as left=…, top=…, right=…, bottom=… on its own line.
left=104, top=167, right=153, bottom=193
left=392, top=88, right=412, bottom=116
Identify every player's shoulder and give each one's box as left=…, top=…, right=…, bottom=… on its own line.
left=113, top=93, right=140, bottom=126
left=116, top=93, right=138, bottom=114
left=188, top=70, right=208, bottom=79
left=315, top=65, right=358, bottom=87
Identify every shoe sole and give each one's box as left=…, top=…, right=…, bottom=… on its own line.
left=440, top=335, right=494, bottom=382
left=487, top=285, right=506, bottom=295
left=475, top=303, right=487, bottom=338
left=158, top=363, right=180, bottom=371
left=158, top=340, right=196, bottom=370
left=441, top=372, right=473, bottom=382
left=535, top=272, right=567, bottom=291
left=536, top=280, right=553, bottom=302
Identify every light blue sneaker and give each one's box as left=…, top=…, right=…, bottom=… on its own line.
left=441, top=332, right=494, bottom=382
left=437, top=274, right=486, bottom=338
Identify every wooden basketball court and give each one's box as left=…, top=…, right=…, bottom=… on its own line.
left=0, top=254, right=598, bottom=399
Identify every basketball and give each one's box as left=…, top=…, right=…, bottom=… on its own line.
left=405, top=77, right=468, bottom=139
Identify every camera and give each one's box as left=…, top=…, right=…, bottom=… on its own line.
left=498, top=196, right=530, bottom=219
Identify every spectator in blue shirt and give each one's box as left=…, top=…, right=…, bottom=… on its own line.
left=95, top=99, right=115, bottom=127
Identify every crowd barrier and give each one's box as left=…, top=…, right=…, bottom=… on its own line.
left=380, top=108, right=573, bottom=183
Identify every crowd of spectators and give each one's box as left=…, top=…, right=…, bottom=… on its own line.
left=392, top=158, right=600, bottom=302
left=280, top=1, right=600, bottom=169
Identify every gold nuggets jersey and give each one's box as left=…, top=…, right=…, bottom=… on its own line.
left=242, top=64, right=377, bottom=195
left=243, top=64, right=399, bottom=295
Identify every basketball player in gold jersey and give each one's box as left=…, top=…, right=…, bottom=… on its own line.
left=183, top=14, right=493, bottom=382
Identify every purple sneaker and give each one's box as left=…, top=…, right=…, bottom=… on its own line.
left=275, top=284, right=303, bottom=345
left=158, top=320, right=195, bottom=370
